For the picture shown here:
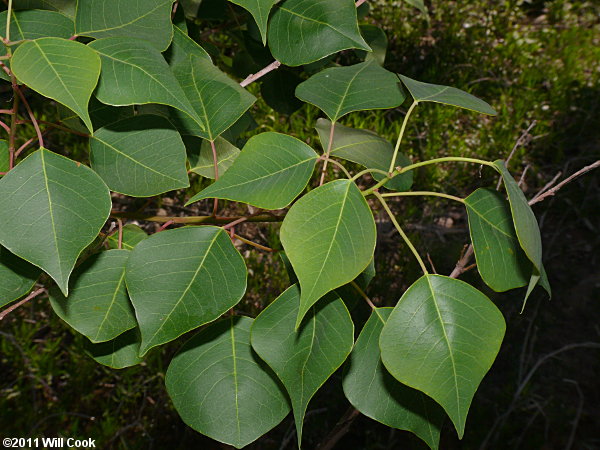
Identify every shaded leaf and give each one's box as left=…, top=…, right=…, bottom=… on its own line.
left=125, top=226, right=247, bottom=356
left=84, top=327, right=143, bottom=369
left=0, top=149, right=111, bottom=295
left=280, top=179, right=376, bottom=328
left=399, top=74, right=496, bottom=115
left=107, top=224, right=148, bottom=250
left=0, top=140, right=7, bottom=175
left=379, top=275, right=506, bottom=437
left=315, top=119, right=413, bottom=191
left=58, top=97, right=135, bottom=134
left=14, top=0, right=76, bottom=17
left=343, top=308, right=444, bottom=450
left=403, top=0, right=428, bottom=15
left=260, top=70, right=304, bottom=115
left=251, top=286, right=354, bottom=445
left=356, top=24, right=387, bottom=65
left=187, top=132, right=317, bottom=209
left=166, top=316, right=290, bottom=448
left=165, top=25, right=211, bottom=70
left=49, top=249, right=136, bottom=343
left=186, top=136, right=240, bottom=179
left=11, top=37, right=101, bottom=132
left=268, top=0, right=370, bottom=66
left=465, top=188, right=531, bottom=292
left=75, top=0, right=175, bottom=51
left=172, top=56, right=256, bottom=140
left=88, top=37, right=204, bottom=131
left=296, top=60, right=405, bottom=122
left=229, top=0, right=277, bottom=44
left=90, top=115, right=190, bottom=197
left=0, top=247, right=41, bottom=308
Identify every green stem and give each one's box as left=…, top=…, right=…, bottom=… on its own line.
left=374, top=192, right=429, bottom=275
left=388, top=100, right=418, bottom=173
left=350, top=280, right=375, bottom=310
left=5, top=0, right=12, bottom=43
left=379, top=191, right=465, bottom=204
left=319, top=120, right=336, bottom=186
left=321, top=157, right=352, bottom=178
left=350, top=167, right=389, bottom=181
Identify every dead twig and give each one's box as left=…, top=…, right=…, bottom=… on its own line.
left=529, top=160, right=600, bottom=206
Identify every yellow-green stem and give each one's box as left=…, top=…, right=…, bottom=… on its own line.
left=388, top=100, right=418, bottom=173
left=379, top=191, right=465, bottom=204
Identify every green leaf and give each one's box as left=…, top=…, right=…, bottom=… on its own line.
left=465, top=188, right=531, bottom=292
left=172, top=56, right=256, bottom=140
left=90, top=115, right=190, bottom=197
left=343, top=308, right=444, bottom=450
left=0, top=247, right=41, bottom=308
left=493, top=160, right=547, bottom=303
left=0, top=9, right=74, bottom=82
left=0, top=149, right=111, bottom=295
left=268, top=0, right=370, bottom=66
left=58, top=98, right=135, bottom=134
left=280, top=179, right=377, bottom=328
left=88, top=37, right=205, bottom=132
left=399, top=74, right=497, bottom=115
left=125, top=226, right=247, bottom=356
left=107, top=224, right=148, bottom=250
left=186, top=136, right=240, bottom=179
left=49, top=249, right=136, bottom=343
left=84, top=327, right=143, bottom=369
left=403, top=0, right=428, bottom=15
left=356, top=24, right=388, bottom=65
left=379, top=274, right=506, bottom=437
left=0, top=140, right=8, bottom=175
left=260, top=70, right=304, bottom=115
left=315, top=119, right=413, bottom=191
left=166, top=316, right=290, bottom=449
left=165, top=25, right=211, bottom=70
left=296, top=60, right=405, bottom=122
left=228, top=0, right=277, bottom=45
left=14, top=0, right=76, bottom=18
left=187, top=132, right=317, bottom=209
left=251, top=285, right=354, bottom=446
left=11, top=38, right=101, bottom=133
left=75, top=0, right=175, bottom=51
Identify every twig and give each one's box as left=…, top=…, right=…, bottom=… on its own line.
left=528, top=160, right=600, bottom=206
left=222, top=216, right=248, bottom=230
left=239, top=60, right=281, bottom=88
left=355, top=0, right=368, bottom=7
left=316, top=407, right=361, bottom=450
left=563, top=379, right=584, bottom=450
left=518, top=164, right=530, bottom=188
left=0, top=288, right=46, bottom=321
left=530, top=171, right=562, bottom=201
left=15, top=128, right=52, bottom=157
left=233, top=234, right=275, bottom=252
left=427, top=253, right=437, bottom=274
left=0, top=119, right=9, bottom=133
left=116, top=218, right=123, bottom=249
left=449, top=244, right=474, bottom=279
left=14, top=85, right=44, bottom=148
left=17, top=118, right=90, bottom=138
left=110, top=211, right=284, bottom=224
left=319, top=155, right=352, bottom=179
left=350, top=280, right=376, bottom=310
left=496, top=120, right=536, bottom=190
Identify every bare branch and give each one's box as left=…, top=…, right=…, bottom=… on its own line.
left=529, top=160, right=600, bottom=206
left=239, top=60, right=281, bottom=88
left=0, top=288, right=46, bottom=321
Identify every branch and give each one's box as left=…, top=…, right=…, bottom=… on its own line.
left=239, top=60, right=281, bottom=88
left=0, top=288, right=46, bottom=321
left=529, top=160, right=600, bottom=206
left=317, top=407, right=361, bottom=450
left=449, top=244, right=475, bottom=279
left=14, top=85, right=44, bottom=148
left=110, top=211, right=284, bottom=225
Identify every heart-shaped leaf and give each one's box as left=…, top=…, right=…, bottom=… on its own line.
left=90, top=115, right=190, bottom=197
left=172, top=56, right=256, bottom=140
left=229, top=0, right=277, bottom=45
left=186, top=136, right=240, bottom=179
left=343, top=308, right=445, bottom=450
left=399, top=74, right=496, bottom=115
left=0, top=149, right=111, bottom=295
left=107, top=224, right=148, bottom=250
left=88, top=37, right=205, bottom=132
left=76, top=0, right=175, bottom=51
left=268, top=0, right=370, bottom=66
left=379, top=274, right=506, bottom=437
left=281, top=179, right=376, bottom=328
left=49, top=249, right=136, bottom=343
left=125, top=226, right=247, bottom=356
left=84, top=327, right=143, bottom=369
left=296, top=60, right=405, bottom=122
left=315, top=119, right=413, bottom=191
left=465, top=188, right=531, bottom=292
left=187, top=132, right=317, bottom=209
left=166, top=316, right=290, bottom=449
left=11, top=38, right=101, bottom=132
left=0, top=247, right=41, bottom=308
left=251, top=285, right=354, bottom=446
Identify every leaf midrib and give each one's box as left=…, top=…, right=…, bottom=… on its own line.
left=40, top=150, right=63, bottom=283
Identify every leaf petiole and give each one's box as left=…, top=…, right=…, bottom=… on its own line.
left=379, top=191, right=465, bottom=204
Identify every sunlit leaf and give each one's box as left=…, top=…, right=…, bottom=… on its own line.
left=281, top=179, right=376, bottom=328
left=251, top=286, right=354, bottom=446
left=49, top=249, right=136, bottom=343
left=380, top=274, right=506, bottom=437
left=125, top=226, right=247, bottom=356
left=268, top=0, right=370, bottom=66
left=0, top=149, right=111, bottom=295
left=166, top=316, right=290, bottom=448
left=187, top=132, right=317, bottom=209
left=165, top=25, right=211, bottom=70
left=11, top=38, right=100, bottom=132
left=296, top=60, right=405, bottom=122
left=90, top=115, right=190, bottom=197
left=343, top=308, right=444, bottom=450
